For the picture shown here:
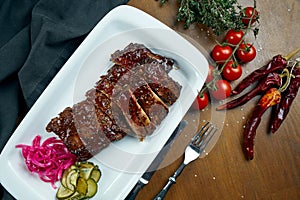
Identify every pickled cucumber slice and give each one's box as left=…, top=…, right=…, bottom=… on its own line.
left=79, top=162, right=95, bottom=180
left=61, top=168, right=78, bottom=189
left=77, top=161, right=94, bottom=169
left=66, top=169, right=79, bottom=191
left=86, top=179, right=98, bottom=198
left=90, top=168, right=101, bottom=182
left=76, top=177, right=88, bottom=195
left=65, top=191, right=84, bottom=200
left=61, top=168, right=71, bottom=188
left=56, top=186, right=75, bottom=199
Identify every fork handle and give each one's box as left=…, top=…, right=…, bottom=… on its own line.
left=153, top=163, right=186, bottom=200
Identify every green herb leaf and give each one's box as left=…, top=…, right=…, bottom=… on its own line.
left=160, top=0, right=247, bottom=35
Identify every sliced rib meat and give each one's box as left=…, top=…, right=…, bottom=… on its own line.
left=111, top=64, right=170, bottom=139
left=85, top=88, right=133, bottom=137
left=46, top=43, right=182, bottom=160
left=110, top=43, right=174, bottom=72
left=113, top=89, right=153, bottom=140
left=126, top=65, right=169, bottom=126
left=142, top=61, right=182, bottom=106
left=72, top=100, right=110, bottom=154
left=46, top=101, right=110, bottom=161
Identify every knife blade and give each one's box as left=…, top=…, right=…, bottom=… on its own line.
left=125, top=120, right=187, bottom=200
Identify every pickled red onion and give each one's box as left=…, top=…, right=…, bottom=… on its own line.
left=16, top=135, right=77, bottom=188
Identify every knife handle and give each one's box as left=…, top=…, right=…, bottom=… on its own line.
left=125, top=180, right=145, bottom=200
left=153, top=163, right=186, bottom=200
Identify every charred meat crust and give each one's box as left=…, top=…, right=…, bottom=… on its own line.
left=110, top=43, right=174, bottom=73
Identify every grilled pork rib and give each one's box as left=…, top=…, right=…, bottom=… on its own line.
left=46, top=43, right=182, bottom=161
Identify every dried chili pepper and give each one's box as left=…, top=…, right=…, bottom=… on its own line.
left=271, top=66, right=300, bottom=133
left=243, top=88, right=281, bottom=160
left=217, top=72, right=282, bottom=110
left=233, top=48, right=300, bottom=95
left=232, top=55, right=287, bottom=95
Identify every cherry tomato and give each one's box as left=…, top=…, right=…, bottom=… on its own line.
left=205, top=65, right=215, bottom=83
left=222, top=61, right=242, bottom=81
left=241, top=7, right=259, bottom=26
left=211, top=45, right=233, bottom=64
left=237, top=43, right=256, bottom=63
left=210, top=79, right=232, bottom=100
left=224, top=29, right=244, bottom=46
left=192, top=92, right=209, bottom=110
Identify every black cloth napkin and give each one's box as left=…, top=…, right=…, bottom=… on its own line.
left=0, top=0, right=129, bottom=199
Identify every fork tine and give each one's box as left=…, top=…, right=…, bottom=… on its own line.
left=192, top=122, right=218, bottom=149
left=191, top=122, right=210, bottom=143
left=198, top=126, right=218, bottom=152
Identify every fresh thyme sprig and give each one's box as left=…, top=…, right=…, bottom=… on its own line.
left=159, top=0, right=246, bottom=36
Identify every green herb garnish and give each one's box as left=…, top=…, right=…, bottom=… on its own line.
left=159, top=0, right=246, bottom=36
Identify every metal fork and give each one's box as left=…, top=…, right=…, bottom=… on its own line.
left=153, top=122, right=218, bottom=200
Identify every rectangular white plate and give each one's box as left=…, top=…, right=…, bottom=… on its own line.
left=0, top=5, right=208, bottom=200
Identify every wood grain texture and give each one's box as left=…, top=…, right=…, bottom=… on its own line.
left=127, top=0, right=300, bottom=199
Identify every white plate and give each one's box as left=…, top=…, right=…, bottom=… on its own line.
left=0, top=5, right=208, bottom=200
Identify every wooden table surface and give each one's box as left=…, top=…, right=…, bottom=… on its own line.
left=126, top=0, right=300, bottom=199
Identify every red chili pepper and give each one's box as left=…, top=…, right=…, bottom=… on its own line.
left=232, top=55, right=287, bottom=95
left=243, top=88, right=281, bottom=160
left=271, top=66, right=300, bottom=133
left=217, top=73, right=282, bottom=110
